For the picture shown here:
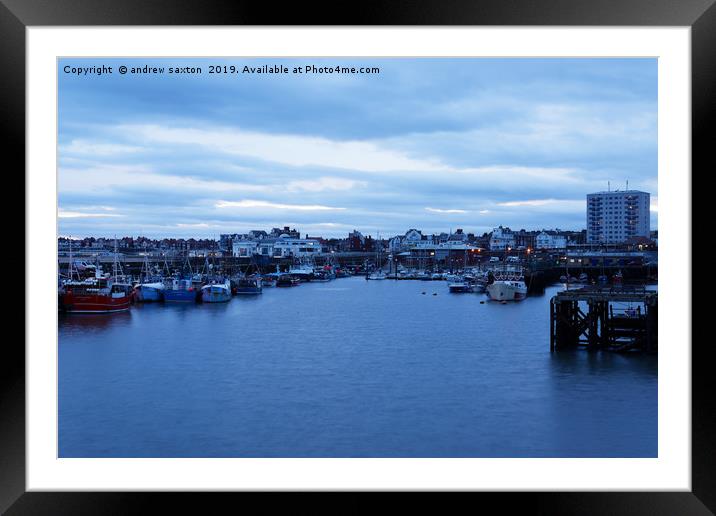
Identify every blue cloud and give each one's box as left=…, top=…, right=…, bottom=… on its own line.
left=58, top=57, right=657, bottom=238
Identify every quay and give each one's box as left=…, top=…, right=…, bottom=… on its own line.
left=549, top=286, right=657, bottom=353
left=57, top=250, right=656, bottom=284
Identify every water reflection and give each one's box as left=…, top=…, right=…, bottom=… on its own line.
left=59, top=279, right=657, bottom=458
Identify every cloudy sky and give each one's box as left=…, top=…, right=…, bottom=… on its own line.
left=58, top=58, right=657, bottom=239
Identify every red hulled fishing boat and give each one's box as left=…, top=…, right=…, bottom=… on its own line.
left=59, top=275, right=131, bottom=313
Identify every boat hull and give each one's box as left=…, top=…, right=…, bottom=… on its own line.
left=486, top=281, right=527, bottom=301
left=163, top=289, right=198, bottom=303
left=60, top=292, right=131, bottom=313
left=201, top=288, right=231, bottom=303
left=234, top=287, right=262, bottom=295
left=276, top=276, right=300, bottom=287
left=134, top=284, right=164, bottom=302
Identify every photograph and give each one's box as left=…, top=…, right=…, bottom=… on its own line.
left=57, top=56, right=659, bottom=458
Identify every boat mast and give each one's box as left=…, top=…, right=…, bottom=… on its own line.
left=67, top=236, right=75, bottom=281
left=113, top=236, right=118, bottom=281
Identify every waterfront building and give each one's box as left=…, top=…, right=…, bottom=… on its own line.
left=489, top=226, right=515, bottom=251
left=434, top=241, right=480, bottom=260
left=232, top=234, right=323, bottom=259
left=232, top=240, right=259, bottom=257
left=389, top=229, right=430, bottom=252
left=272, top=235, right=323, bottom=258
left=513, top=230, right=538, bottom=250
left=347, top=230, right=366, bottom=251
left=248, top=230, right=270, bottom=240
left=403, top=229, right=425, bottom=248
left=536, top=231, right=568, bottom=250
left=586, top=190, right=650, bottom=244
left=219, top=234, right=233, bottom=251
left=269, top=226, right=300, bottom=239
left=388, top=235, right=404, bottom=253
left=447, top=228, right=467, bottom=243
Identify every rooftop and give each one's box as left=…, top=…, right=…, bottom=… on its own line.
left=588, top=190, right=649, bottom=195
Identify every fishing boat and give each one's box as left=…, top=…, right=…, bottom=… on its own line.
left=288, top=261, right=315, bottom=282
left=133, top=255, right=165, bottom=302
left=311, top=270, right=332, bottom=282
left=486, top=271, right=527, bottom=301
left=201, top=279, right=232, bottom=302
left=276, top=274, right=300, bottom=287
left=260, top=275, right=277, bottom=287
left=59, top=270, right=131, bottom=313
left=367, top=269, right=386, bottom=280
left=134, top=282, right=165, bottom=302
left=235, top=275, right=263, bottom=294
left=472, top=280, right=487, bottom=293
left=416, top=271, right=432, bottom=281
left=367, top=232, right=388, bottom=280
left=448, top=279, right=474, bottom=293
left=163, top=277, right=199, bottom=302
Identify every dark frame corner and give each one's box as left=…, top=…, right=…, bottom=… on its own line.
left=4, top=0, right=712, bottom=513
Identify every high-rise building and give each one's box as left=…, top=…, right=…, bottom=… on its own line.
left=586, top=190, right=650, bottom=244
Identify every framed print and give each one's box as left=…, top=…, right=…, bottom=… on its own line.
left=4, top=0, right=712, bottom=513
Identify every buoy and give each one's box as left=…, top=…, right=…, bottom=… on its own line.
left=433, top=293, right=437, bottom=296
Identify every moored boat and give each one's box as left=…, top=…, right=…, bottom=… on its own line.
left=367, top=269, right=386, bottom=280
left=276, top=274, right=300, bottom=287
left=201, top=279, right=232, bottom=302
left=448, top=280, right=474, bottom=293
left=486, top=271, right=527, bottom=301
left=260, top=275, right=277, bottom=287
left=134, top=282, right=165, bottom=302
left=163, top=277, right=199, bottom=302
left=288, top=262, right=315, bottom=282
left=59, top=275, right=131, bottom=313
left=311, top=270, right=332, bottom=282
left=235, top=275, right=263, bottom=294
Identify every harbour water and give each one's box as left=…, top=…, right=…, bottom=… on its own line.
left=59, top=277, right=657, bottom=457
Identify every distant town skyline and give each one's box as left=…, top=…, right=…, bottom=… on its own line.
left=59, top=57, right=658, bottom=239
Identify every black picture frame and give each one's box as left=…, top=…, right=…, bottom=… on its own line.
left=3, top=1, right=710, bottom=513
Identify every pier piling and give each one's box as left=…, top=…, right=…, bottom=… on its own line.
left=550, top=286, right=657, bottom=353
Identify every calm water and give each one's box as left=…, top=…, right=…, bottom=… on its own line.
left=59, top=278, right=657, bottom=457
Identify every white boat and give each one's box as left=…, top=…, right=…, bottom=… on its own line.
left=368, top=269, right=386, bottom=280
left=448, top=280, right=473, bottom=293
left=201, top=279, right=232, bottom=303
left=288, top=262, right=315, bottom=281
left=486, top=272, right=527, bottom=301
left=472, top=281, right=487, bottom=293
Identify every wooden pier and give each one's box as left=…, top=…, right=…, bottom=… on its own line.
left=550, top=286, right=657, bottom=353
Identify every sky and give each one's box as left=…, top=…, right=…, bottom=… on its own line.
left=58, top=58, right=657, bottom=239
